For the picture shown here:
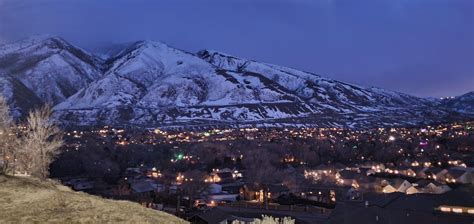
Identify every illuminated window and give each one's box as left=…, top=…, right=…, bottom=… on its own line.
left=452, top=208, right=463, bottom=213
left=440, top=207, right=451, bottom=212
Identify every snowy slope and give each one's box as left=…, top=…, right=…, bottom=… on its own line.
left=198, top=50, right=430, bottom=111
left=0, top=36, right=103, bottom=116
left=54, top=42, right=453, bottom=128
left=442, top=92, right=474, bottom=114
left=54, top=41, right=310, bottom=125
left=0, top=36, right=471, bottom=128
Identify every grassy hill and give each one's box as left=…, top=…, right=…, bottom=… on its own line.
left=0, top=175, right=187, bottom=223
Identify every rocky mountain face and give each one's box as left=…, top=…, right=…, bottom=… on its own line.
left=54, top=41, right=311, bottom=127
left=198, top=50, right=435, bottom=110
left=441, top=92, right=474, bottom=114
left=0, top=36, right=471, bottom=128
left=0, top=36, right=103, bottom=117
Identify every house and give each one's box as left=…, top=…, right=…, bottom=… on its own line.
left=401, top=158, right=416, bottom=167
left=355, top=175, right=384, bottom=191
left=303, top=189, right=334, bottom=204
left=188, top=208, right=254, bottom=224
left=206, top=183, right=223, bottom=194
left=447, top=159, right=467, bottom=168
left=205, top=168, right=240, bottom=183
left=382, top=179, right=412, bottom=193
left=384, top=166, right=401, bottom=175
left=216, top=172, right=234, bottom=183
left=336, top=170, right=360, bottom=188
left=313, top=164, right=331, bottom=175
left=345, top=187, right=362, bottom=201
left=444, top=168, right=472, bottom=184
left=436, top=187, right=474, bottom=216
left=115, top=178, right=164, bottom=196
left=405, top=185, right=419, bottom=194
left=412, top=167, right=428, bottom=178
left=145, top=167, right=163, bottom=179
left=221, top=183, right=244, bottom=195
left=424, top=167, right=448, bottom=181
left=418, top=158, right=433, bottom=167
left=415, top=180, right=451, bottom=194
left=366, top=168, right=377, bottom=176
left=240, top=184, right=289, bottom=202
left=131, top=181, right=155, bottom=195
left=203, top=183, right=239, bottom=203
left=240, top=184, right=263, bottom=201
left=360, top=161, right=385, bottom=170
left=267, top=184, right=290, bottom=200
left=330, top=163, right=347, bottom=172
left=359, top=167, right=372, bottom=176
left=327, top=187, right=474, bottom=224
left=397, top=166, right=417, bottom=178
left=207, top=193, right=238, bottom=203
left=360, top=162, right=385, bottom=174
left=188, top=208, right=232, bottom=224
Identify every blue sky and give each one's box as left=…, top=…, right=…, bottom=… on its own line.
left=0, top=0, right=472, bottom=97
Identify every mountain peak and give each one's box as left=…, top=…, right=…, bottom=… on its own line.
left=0, top=34, right=67, bottom=55
left=22, top=34, right=64, bottom=43
left=106, top=40, right=211, bottom=77
left=0, top=35, right=103, bottom=115
left=117, top=40, right=186, bottom=55
left=9, top=34, right=63, bottom=45
left=0, top=35, right=101, bottom=67
left=197, top=49, right=240, bottom=60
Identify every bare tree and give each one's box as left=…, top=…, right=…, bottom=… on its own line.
left=20, top=105, right=63, bottom=178
left=0, top=96, right=17, bottom=175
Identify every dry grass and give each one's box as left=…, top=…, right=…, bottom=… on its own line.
left=0, top=175, right=188, bottom=224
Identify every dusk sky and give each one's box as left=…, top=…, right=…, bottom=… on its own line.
left=0, top=0, right=472, bottom=98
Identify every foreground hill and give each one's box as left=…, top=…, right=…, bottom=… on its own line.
left=0, top=175, right=186, bottom=224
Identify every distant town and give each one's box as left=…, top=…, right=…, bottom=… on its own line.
left=51, top=121, right=474, bottom=223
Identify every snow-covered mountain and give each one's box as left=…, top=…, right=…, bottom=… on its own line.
left=54, top=41, right=311, bottom=126
left=0, top=36, right=471, bottom=128
left=0, top=35, right=103, bottom=116
left=442, top=92, right=474, bottom=114
left=198, top=50, right=432, bottom=111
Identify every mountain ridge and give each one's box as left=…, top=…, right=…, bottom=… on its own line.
left=0, top=36, right=472, bottom=128
left=0, top=36, right=103, bottom=116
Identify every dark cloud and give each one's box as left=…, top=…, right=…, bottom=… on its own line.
left=0, top=0, right=472, bottom=97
